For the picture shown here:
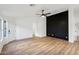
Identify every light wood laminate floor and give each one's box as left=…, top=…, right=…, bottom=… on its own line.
left=1, top=37, right=79, bottom=55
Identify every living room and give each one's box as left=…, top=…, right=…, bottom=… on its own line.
left=0, top=4, right=79, bottom=55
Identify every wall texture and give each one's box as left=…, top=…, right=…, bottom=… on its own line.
left=15, top=17, right=34, bottom=40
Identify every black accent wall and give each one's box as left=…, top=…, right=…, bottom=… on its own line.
left=46, top=11, right=68, bottom=40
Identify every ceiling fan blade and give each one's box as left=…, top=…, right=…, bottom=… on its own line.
left=45, top=13, right=51, bottom=15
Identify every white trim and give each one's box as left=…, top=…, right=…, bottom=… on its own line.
left=1, top=19, right=3, bottom=42
left=0, top=17, right=3, bottom=42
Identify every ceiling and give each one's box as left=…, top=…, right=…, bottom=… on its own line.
left=0, top=4, right=79, bottom=18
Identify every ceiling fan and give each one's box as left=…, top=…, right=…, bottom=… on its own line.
left=29, top=4, right=35, bottom=6
left=36, top=10, right=51, bottom=17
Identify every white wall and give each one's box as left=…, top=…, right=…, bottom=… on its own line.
left=68, top=7, right=76, bottom=43
left=15, top=17, right=36, bottom=40
left=15, top=16, right=46, bottom=39
left=0, top=19, right=3, bottom=52
left=74, top=7, right=79, bottom=37
left=68, top=6, right=79, bottom=43
left=35, top=17, right=46, bottom=37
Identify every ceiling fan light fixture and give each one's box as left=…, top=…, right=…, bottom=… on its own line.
left=41, top=15, right=45, bottom=17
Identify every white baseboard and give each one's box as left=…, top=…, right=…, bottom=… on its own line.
left=69, top=39, right=75, bottom=43
left=35, top=34, right=46, bottom=37
left=16, top=36, right=33, bottom=40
